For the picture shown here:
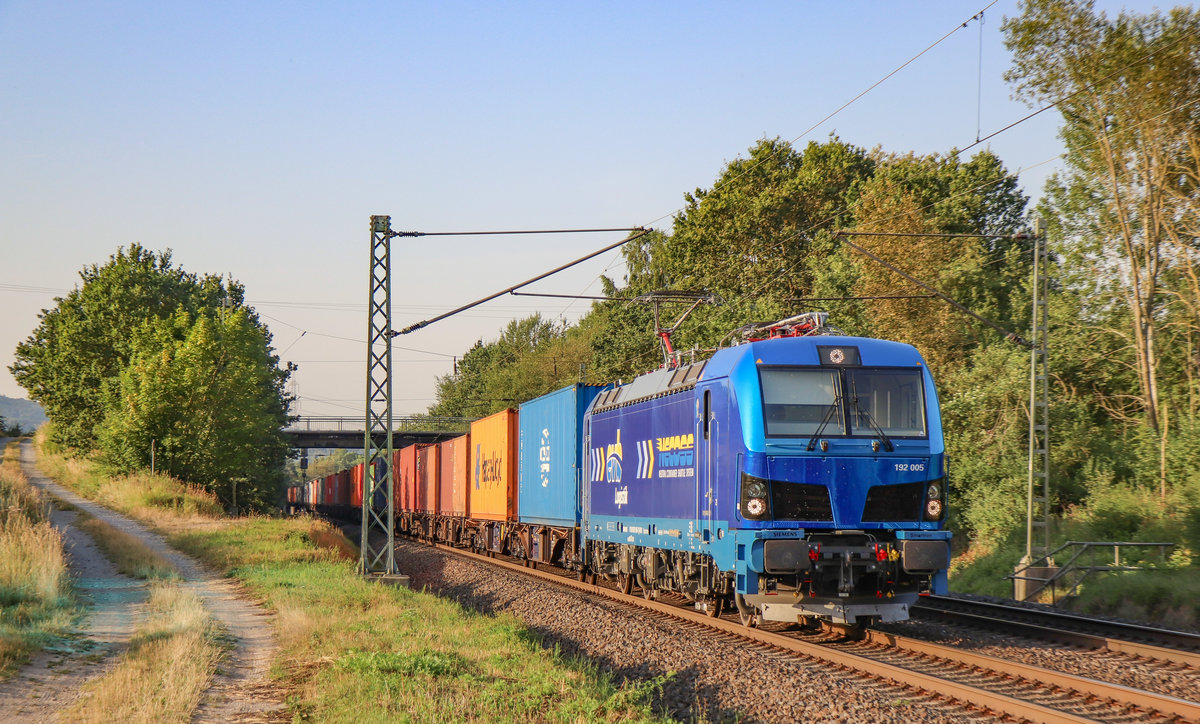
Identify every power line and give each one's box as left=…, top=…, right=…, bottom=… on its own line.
left=389, top=227, right=641, bottom=237
left=509, top=291, right=620, bottom=301
left=396, top=228, right=650, bottom=335
left=958, top=25, right=1200, bottom=156
left=835, top=231, right=1031, bottom=347
left=639, top=1, right=999, bottom=231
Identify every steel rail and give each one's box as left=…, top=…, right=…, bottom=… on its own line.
left=416, top=542, right=1123, bottom=724
left=916, top=595, right=1200, bottom=668
left=860, top=629, right=1200, bottom=722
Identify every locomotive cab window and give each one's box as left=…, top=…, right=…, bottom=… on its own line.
left=759, top=366, right=928, bottom=439
left=845, top=368, right=926, bottom=437
left=759, top=368, right=844, bottom=437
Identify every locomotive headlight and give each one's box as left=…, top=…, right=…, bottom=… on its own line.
left=745, top=497, right=767, bottom=517
left=925, top=498, right=944, bottom=520
left=740, top=472, right=772, bottom=520
left=926, top=482, right=940, bottom=500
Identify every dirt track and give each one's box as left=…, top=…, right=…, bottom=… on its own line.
left=0, top=441, right=286, bottom=722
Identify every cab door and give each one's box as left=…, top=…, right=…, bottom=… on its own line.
left=696, top=387, right=718, bottom=545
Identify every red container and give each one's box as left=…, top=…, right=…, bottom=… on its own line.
left=350, top=464, right=364, bottom=508
left=437, top=435, right=469, bottom=517
left=397, top=445, right=417, bottom=513
left=331, top=472, right=345, bottom=506
left=322, top=473, right=334, bottom=505
left=416, top=444, right=440, bottom=514
left=308, top=479, right=320, bottom=507
left=391, top=448, right=405, bottom=512
left=468, top=409, right=519, bottom=522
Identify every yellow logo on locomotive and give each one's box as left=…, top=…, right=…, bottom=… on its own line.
left=605, top=430, right=622, bottom=483
left=655, top=433, right=694, bottom=452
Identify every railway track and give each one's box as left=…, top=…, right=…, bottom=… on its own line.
left=419, top=541, right=1200, bottom=723
left=914, top=594, right=1200, bottom=668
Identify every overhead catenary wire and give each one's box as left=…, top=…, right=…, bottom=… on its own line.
left=395, top=228, right=650, bottom=335
left=390, top=227, right=642, bottom=237
left=637, top=1, right=1001, bottom=231
left=957, top=24, right=1200, bottom=157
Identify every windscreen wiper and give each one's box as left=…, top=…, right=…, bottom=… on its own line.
left=805, top=396, right=842, bottom=451
left=850, top=395, right=894, bottom=452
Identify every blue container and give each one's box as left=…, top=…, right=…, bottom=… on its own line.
left=518, top=383, right=609, bottom=527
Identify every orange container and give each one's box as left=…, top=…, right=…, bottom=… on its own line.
left=437, top=435, right=469, bottom=517
left=468, top=409, right=519, bottom=522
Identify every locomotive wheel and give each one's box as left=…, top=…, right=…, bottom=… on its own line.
left=638, top=575, right=654, bottom=600
left=616, top=572, right=634, bottom=595
left=704, top=597, right=724, bottom=618
left=734, top=593, right=759, bottom=628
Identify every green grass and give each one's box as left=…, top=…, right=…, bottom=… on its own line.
left=219, top=558, right=672, bottom=723
left=950, top=521, right=1200, bottom=629
left=1066, top=569, right=1200, bottom=630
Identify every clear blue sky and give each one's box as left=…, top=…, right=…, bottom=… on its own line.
left=0, top=1, right=1165, bottom=416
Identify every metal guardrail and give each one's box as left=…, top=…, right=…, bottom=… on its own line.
left=1009, top=540, right=1176, bottom=604
left=286, top=416, right=474, bottom=432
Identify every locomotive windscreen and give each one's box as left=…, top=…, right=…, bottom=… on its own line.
left=760, top=366, right=927, bottom=438
left=760, top=368, right=844, bottom=436
left=845, top=369, right=926, bottom=437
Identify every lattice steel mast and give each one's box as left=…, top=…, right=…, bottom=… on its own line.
left=361, top=215, right=397, bottom=574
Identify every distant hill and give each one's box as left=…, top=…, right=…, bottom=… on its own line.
left=0, top=395, right=48, bottom=432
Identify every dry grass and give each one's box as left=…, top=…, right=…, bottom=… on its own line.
left=66, top=582, right=223, bottom=723
left=34, top=427, right=223, bottom=527
left=74, top=514, right=179, bottom=580
left=0, top=441, right=72, bottom=678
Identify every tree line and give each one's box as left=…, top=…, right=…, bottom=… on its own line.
left=10, top=245, right=293, bottom=512
left=429, top=0, right=1200, bottom=555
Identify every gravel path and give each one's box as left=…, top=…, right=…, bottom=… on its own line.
left=4, top=441, right=286, bottom=723
left=394, top=539, right=989, bottom=723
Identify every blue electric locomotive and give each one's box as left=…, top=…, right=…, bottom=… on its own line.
left=581, top=315, right=950, bottom=625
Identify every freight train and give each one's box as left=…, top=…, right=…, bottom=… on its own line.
left=289, top=314, right=951, bottom=626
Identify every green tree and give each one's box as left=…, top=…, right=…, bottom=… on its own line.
left=96, top=308, right=293, bottom=511
left=10, top=245, right=238, bottom=450
left=427, top=315, right=587, bottom=417
left=841, top=150, right=1030, bottom=373
left=1004, top=0, right=1200, bottom=434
